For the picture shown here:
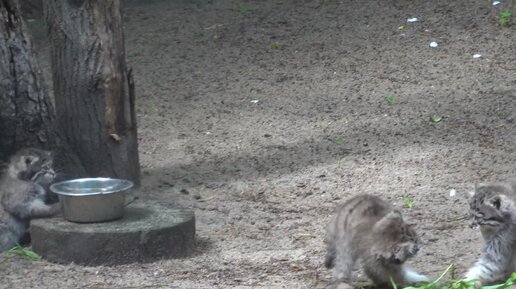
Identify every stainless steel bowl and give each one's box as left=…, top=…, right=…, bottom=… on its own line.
left=50, top=178, right=134, bottom=223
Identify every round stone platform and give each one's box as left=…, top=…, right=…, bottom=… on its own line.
left=30, top=202, right=195, bottom=266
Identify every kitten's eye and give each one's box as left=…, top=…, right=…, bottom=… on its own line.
left=491, top=198, right=501, bottom=210
left=43, top=162, right=52, bottom=170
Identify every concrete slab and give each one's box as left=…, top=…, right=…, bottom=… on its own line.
left=30, top=202, right=195, bottom=266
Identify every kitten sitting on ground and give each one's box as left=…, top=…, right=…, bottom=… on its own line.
left=325, top=194, right=429, bottom=288
left=465, top=183, right=516, bottom=286
left=0, top=148, right=60, bottom=252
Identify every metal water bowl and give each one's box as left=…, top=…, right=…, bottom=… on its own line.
left=50, top=178, right=134, bottom=223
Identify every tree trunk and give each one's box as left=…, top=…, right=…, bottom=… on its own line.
left=0, top=0, right=86, bottom=176
left=0, top=0, right=53, bottom=161
left=44, top=0, right=140, bottom=185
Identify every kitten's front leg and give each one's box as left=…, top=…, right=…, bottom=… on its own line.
left=464, top=259, right=507, bottom=287
left=333, top=246, right=355, bottom=283
left=29, top=199, right=61, bottom=218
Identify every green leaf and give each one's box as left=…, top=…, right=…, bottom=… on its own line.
left=390, top=275, right=398, bottom=289
left=8, top=244, right=41, bottom=261
left=270, top=43, right=280, bottom=49
left=430, top=115, right=442, bottom=123
left=404, top=197, right=414, bottom=209
left=23, top=250, right=41, bottom=261
left=335, top=135, right=343, bottom=144
left=386, top=95, right=394, bottom=105
left=499, top=18, right=509, bottom=25
left=500, top=11, right=512, bottom=17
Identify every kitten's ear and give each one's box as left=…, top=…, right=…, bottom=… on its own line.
left=384, top=210, right=403, bottom=221
left=490, top=194, right=516, bottom=212
left=466, top=183, right=478, bottom=200
left=374, top=210, right=403, bottom=233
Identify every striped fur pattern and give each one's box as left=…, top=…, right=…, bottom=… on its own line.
left=0, top=148, right=60, bottom=252
left=325, top=194, right=428, bottom=287
left=465, top=183, right=516, bottom=286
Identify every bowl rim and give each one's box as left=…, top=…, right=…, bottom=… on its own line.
left=50, top=177, right=134, bottom=196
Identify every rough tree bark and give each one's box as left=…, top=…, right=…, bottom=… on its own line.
left=45, top=0, right=140, bottom=185
left=0, top=0, right=53, bottom=161
left=0, top=0, right=86, bottom=176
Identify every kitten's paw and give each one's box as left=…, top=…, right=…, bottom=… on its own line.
left=403, top=269, right=430, bottom=284
left=463, top=275, right=482, bottom=289
left=330, top=282, right=353, bottom=289
left=463, top=278, right=482, bottom=288
left=464, top=267, right=483, bottom=287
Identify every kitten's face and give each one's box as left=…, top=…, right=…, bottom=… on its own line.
left=469, top=185, right=516, bottom=230
left=9, top=148, right=55, bottom=182
left=374, top=211, right=420, bottom=265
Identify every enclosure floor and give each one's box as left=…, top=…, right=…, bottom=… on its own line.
left=3, top=0, right=516, bottom=288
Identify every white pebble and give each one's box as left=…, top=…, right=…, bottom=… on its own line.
left=473, top=54, right=482, bottom=58
left=250, top=99, right=259, bottom=104
left=407, top=18, right=418, bottom=23
left=449, top=189, right=457, bottom=197
left=493, top=1, right=501, bottom=6
left=430, top=41, right=438, bottom=48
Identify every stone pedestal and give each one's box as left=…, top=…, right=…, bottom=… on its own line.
left=30, top=202, right=195, bottom=266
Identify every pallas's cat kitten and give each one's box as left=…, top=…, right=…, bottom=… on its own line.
left=465, top=183, right=516, bottom=286
left=325, top=194, right=429, bottom=287
left=0, top=148, right=60, bottom=251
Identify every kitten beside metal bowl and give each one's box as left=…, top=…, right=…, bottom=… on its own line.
left=50, top=178, right=134, bottom=223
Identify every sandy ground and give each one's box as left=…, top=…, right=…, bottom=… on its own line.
left=2, top=0, right=516, bottom=288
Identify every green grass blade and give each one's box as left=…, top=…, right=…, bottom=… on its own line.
left=390, top=275, right=398, bottom=289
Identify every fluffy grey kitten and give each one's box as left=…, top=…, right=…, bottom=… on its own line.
left=0, top=148, right=60, bottom=252
left=465, top=183, right=516, bottom=286
left=325, top=194, right=429, bottom=287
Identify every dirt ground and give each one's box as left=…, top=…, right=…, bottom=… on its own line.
left=3, top=0, right=516, bottom=288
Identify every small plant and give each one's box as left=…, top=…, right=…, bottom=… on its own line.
left=7, top=244, right=41, bottom=261
left=404, top=197, right=414, bottom=209
left=335, top=135, right=343, bottom=144
left=386, top=95, right=395, bottom=105
left=270, top=43, right=280, bottom=49
left=430, top=115, right=442, bottom=123
left=499, top=10, right=512, bottom=26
